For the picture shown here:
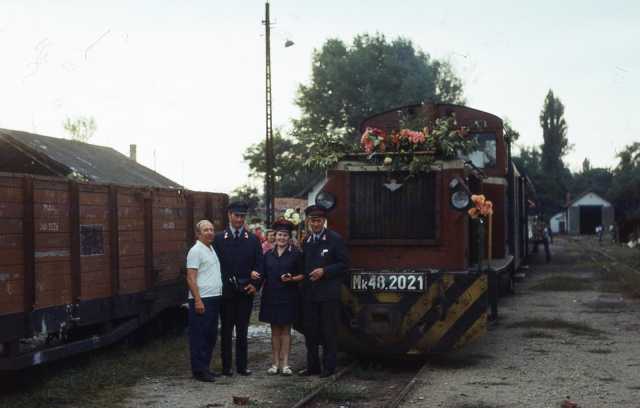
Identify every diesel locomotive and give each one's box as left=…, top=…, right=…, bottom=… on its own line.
left=314, top=103, right=533, bottom=354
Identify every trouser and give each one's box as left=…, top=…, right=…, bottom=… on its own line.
left=188, top=296, right=221, bottom=374
left=532, top=239, right=550, bottom=262
left=220, top=294, right=253, bottom=372
left=303, top=300, right=339, bottom=373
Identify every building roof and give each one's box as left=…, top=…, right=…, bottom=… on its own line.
left=567, top=191, right=612, bottom=208
left=0, top=128, right=181, bottom=189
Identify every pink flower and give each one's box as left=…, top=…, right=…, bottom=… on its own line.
left=408, top=130, right=426, bottom=144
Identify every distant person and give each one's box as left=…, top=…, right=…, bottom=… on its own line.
left=259, top=219, right=304, bottom=376
left=254, top=226, right=266, bottom=243
left=532, top=219, right=550, bottom=262
left=262, top=229, right=276, bottom=254
left=214, top=201, right=264, bottom=377
left=185, top=220, right=222, bottom=382
left=299, top=205, right=349, bottom=378
left=596, top=225, right=604, bottom=243
left=609, top=224, right=617, bottom=243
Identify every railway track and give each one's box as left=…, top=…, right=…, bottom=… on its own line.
left=290, top=360, right=429, bottom=408
left=569, top=237, right=640, bottom=297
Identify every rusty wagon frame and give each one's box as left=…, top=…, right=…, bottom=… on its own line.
left=0, top=172, right=227, bottom=370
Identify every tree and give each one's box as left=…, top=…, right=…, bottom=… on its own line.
left=537, top=90, right=571, bottom=215
left=243, top=130, right=318, bottom=197
left=539, top=90, right=570, bottom=173
left=503, top=119, right=521, bottom=143
left=512, top=145, right=542, bottom=179
left=245, top=33, right=466, bottom=196
left=229, top=184, right=261, bottom=214
left=63, top=116, right=97, bottom=143
left=294, top=33, right=465, bottom=146
left=609, top=143, right=640, bottom=220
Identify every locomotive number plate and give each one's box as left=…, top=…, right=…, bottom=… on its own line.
left=351, top=272, right=426, bottom=292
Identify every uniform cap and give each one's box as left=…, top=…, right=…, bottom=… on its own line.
left=227, top=201, right=249, bottom=215
left=305, top=205, right=327, bottom=218
left=272, top=218, right=294, bottom=233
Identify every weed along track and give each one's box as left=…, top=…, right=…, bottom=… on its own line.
left=573, top=237, right=640, bottom=298
left=290, top=360, right=428, bottom=408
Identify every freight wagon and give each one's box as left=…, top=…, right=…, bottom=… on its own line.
left=0, top=129, right=227, bottom=370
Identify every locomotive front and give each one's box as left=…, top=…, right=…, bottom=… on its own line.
left=317, top=103, right=509, bottom=355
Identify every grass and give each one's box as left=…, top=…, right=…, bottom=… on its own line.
left=505, top=318, right=606, bottom=338
left=522, top=330, right=555, bottom=339
left=0, top=331, right=194, bottom=408
left=530, top=276, right=593, bottom=292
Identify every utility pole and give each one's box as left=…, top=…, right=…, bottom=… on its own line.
left=263, top=1, right=275, bottom=226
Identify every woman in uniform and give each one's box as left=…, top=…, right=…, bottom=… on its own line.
left=259, top=219, right=304, bottom=375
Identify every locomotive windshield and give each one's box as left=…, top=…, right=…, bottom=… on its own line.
left=460, top=132, right=497, bottom=169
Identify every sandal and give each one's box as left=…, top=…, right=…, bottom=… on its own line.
left=267, top=365, right=279, bottom=375
left=281, top=366, right=292, bottom=376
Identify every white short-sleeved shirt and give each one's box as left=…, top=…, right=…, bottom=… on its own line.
left=186, top=240, right=222, bottom=299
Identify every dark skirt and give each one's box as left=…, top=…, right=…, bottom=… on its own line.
left=259, top=302, right=299, bottom=326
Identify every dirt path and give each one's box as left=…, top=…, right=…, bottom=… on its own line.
left=121, top=325, right=332, bottom=408
left=401, top=236, right=640, bottom=408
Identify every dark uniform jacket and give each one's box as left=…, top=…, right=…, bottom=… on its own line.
left=213, top=227, right=263, bottom=299
left=301, top=229, right=349, bottom=302
left=262, top=246, right=303, bottom=305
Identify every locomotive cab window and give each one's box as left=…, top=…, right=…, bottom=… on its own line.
left=459, top=132, right=497, bottom=169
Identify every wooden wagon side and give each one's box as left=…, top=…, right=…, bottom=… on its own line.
left=0, top=172, right=227, bottom=370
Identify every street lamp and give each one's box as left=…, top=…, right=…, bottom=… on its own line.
left=262, top=1, right=293, bottom=225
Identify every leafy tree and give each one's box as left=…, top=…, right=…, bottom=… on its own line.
left=570, top=167, right=613, bottom=200
left=294, top=33, right=465, bottom=146
left=582, top=158, right=591, bottom=173
left=245, top=33, right=466, bottom=196
left=609, top=143, right=640, bottom=220
left=539, top=90, right=571, bottom=171
left=503, top=118, right=521, bottom=143
left=63, top=116, right=97, bottom=143
left=536, top=90, right=572, bottom=215
left=243, top=131, right=318, bottom=197
left=512, top=145, right=542, bottom=180
left=229, top=184, right=261, bottom=214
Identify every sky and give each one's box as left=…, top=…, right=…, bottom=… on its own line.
left=0, top=0, right=638, bottom=194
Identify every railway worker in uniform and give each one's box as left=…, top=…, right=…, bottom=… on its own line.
left=185, top=219, right=223, bottom=382
left=532, top=218, right=550, bottom=263
left=259, top=219, right=304, bottom=375
left=214, top=201, right=264, bottom=377
left=299, top=205, right=349, bottom=378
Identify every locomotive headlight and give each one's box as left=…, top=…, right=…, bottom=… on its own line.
left=451, top=190, right=470, bottom=210
left=449, top=177, right=471, bottom=211
left=316, top=191, right=336, bottom=211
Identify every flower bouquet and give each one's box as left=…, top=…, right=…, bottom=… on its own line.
left=359, top=115, right=474, bottom=175
left=467, top=194, right=494, bottom=263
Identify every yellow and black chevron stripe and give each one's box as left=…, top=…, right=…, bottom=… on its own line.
left=338, top=271, right=488, bottom=355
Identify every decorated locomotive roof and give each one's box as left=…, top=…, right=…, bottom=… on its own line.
left=0, top=128, right=181, bottom=188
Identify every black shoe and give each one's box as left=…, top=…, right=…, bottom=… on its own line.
left=237, top=369, right=252, bottom=376
left=193, top=371, right=216, bottom=382
left=320, top=370, right=335, bottom=378
left=298, top=368, right=321, bottom=377
left=221, top=370, right=233, bottom=377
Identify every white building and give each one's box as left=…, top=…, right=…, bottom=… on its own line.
left=566, top=192, right=614, bottom=235
left=550, top=211, right=567, bottom=234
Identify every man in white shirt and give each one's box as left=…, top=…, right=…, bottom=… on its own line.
left=186, top=219, right=223, bottom=382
